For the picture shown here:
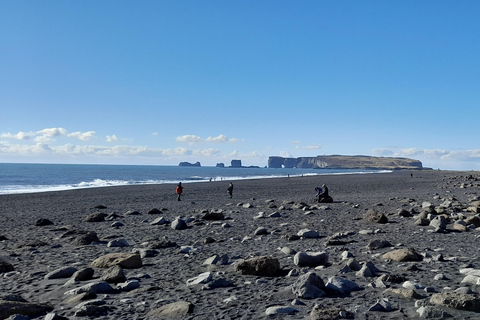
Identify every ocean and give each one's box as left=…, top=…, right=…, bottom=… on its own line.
left=0, top=163, right=390, bottom=195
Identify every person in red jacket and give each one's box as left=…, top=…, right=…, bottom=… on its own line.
left=176, top=182, right=183, bottom=201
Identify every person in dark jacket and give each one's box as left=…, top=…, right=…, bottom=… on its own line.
left=227, top=182, right=233, bottom=198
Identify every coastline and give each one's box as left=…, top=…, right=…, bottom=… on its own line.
left=1, top=169, right=480, bottom=319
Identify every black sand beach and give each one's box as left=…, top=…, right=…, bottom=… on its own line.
left=1, top=170, right=480, bottom=319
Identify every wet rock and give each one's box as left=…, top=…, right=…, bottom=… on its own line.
left=383, top=248, right=421, bottom=262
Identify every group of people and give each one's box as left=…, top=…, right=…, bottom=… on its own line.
left=176, top=181, right=332, bottom=203
left=175, top=182, right=234, bottom=201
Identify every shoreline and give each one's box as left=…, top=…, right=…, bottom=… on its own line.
left=1, top=169, right=480, bottom=319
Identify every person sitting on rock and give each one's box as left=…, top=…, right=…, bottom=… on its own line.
left=316, top=184, right=333, bottom=203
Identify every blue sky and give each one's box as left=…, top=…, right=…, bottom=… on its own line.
left=1, top=1, right=479, bottom=169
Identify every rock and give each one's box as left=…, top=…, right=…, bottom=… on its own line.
left=397, top=209, right=412, bottom=217
left=102, top=265, right=126, bottom=283
left=202, top=278, right=233, bottom=290
left=265, top=306, right=298, bottom=315
left=117, top=280, right=140, bottom=291
left=146, top=301, right=194, bottom=318
left=35, top=218, right=54, bottom=226
left=202, top=211, right=224, bottom=220
left=72, top=231, right=100, bottom=246
left=366, top=239, right=392, bottom=250
left=325, top=276, right=362, bottom=294
left=0, top=300, right=53, bottom=319
left=107, top=238, right=130, bottom=247
left=44, top=312, right=69, bottom=320
left=291, top=272, right=326, bottom=299
left=203, top=254, right=229, bottom=265
left=147, top=208, right=162, bottom=214
left=430, top=292, right=480, bottom=311
left=384, top=288, right=424, bottom=299
left=71, top=268, right=95, bottom=281
left=150, top=217, right=167, bottom=225
left=368, top=298, right=392, bottom=312
left=254, top=227, right=269, bottom=236
left=294, top=251, right=329, bottom=267
left=91, top=253, right=142, bottom=269
left=429, top=216, right=447, bottom=230
left=63, top=281, right=115, bottom=295
left=235, top=256, right=280, bottom=277
left=186, top=272, right=213, bottom=286
left=297, top=229, right=320, bottom=238
left=44, top=266, right=78, bottom=279
left=364, top=209, right=388, bottom=224
left=382, top=248, right=421, bottom=262
left=0, top=257, right=14, bottom=273
left=310, top=304, right=354, bottom=320
left=171, top=218, right=188, bottom=230
left=416, top=306, right=450, bottom=318
left=84, top=212, right=108, bottom=222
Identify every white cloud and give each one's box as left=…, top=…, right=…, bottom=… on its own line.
left=37, top=127, right=67, bottom=138
left=106, top=134, right=118, bottom=142
left=295, top=145, right=321, bottom=150
left=69, top=131, right=96, bottom=141
left=176, top=134, right=240, bottom=144
left=176, top=135, right=203, bottom=144
left=0, top=131, right=34, bottom=140
left=152, top=132, right=158, bottom=136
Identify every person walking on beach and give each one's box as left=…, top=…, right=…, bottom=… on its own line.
left=227, top=182, right=233, bottom=198
left=176, top=182, right=183, bottom=201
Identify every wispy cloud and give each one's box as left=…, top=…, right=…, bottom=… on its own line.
left=176, top=134, right=240, bottom=145
left=106, top=134, right=118, bottom=143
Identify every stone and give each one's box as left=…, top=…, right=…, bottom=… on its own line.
left=117, top=280, right=140, bottom=291
left=203, top=254, right=229, bottom=265
left=254, top=227, right=269, bottom=236
left=310, top=304, right=354, bottom=320
left=235, top=256, right=280, bottom=276
left=291, top=272, right=326, bottom=299
left=0, top=300, right=53, bottom=319
left=186, top=272, right=213, bottom=286
left=202, top=211, right=224, bottom=220
left=297, top=229, right=320, bottom=238
left=102, top=265, right=126, bottom=283
left=0, top=257, right=14, bottom=273
left=150, top=217, right=167, bottom=225
left=63, top=281, right=115, bottom=295
left=35, top=218, right=54, bottom=226
left=71, top=268, right=95, bottom=281
left=325, top=276, right=362, bottom=294
left=430, top=292, right=480, bottom=311
left=171, top=218, right=188, bottom=230
left=44, top=266, right=78, bottom=280
left=416, top=306, right=450, bottom=318
left=84, top=212, right=107, bottom=222
left=107, top=238, right=130, bottom=247
left=384, top=288, right=424, bottom=299
left=294, top=251, right=329, bottom=267
left=369, top=298, right=392, bottom=312
left=382, top=248, right=421, bottom=262
left=91, top=253, right=142, bottom=269
left=146, top=301, right=194, bottom=318
left=364, top=209, right=388, bottom=224
left=147, top=208, right=162, bottom=214
left=366, top=239, right=392, bottom=250
left=265, top=306, right=298, bottom=315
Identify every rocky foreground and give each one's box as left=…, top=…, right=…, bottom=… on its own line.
left=1, top=170, right=480, bottom=319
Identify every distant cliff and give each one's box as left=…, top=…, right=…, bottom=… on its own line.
left=268, top=155, right=423, bottom=170
left=179, top=161, right=201, bottom=167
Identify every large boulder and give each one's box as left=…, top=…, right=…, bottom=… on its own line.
left=91, top=253, right=142, bottom=269
left=234, top=256, right=280, bottom=276
left=0, top=256, right=14, bottom=273
left=0, top=300, right=53, bottom=319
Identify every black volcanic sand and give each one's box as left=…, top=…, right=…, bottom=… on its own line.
left=1, top=170, right=480, bottom=319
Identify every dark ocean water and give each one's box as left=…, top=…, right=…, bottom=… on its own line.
left=0, top=163, right=389, bottom=195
